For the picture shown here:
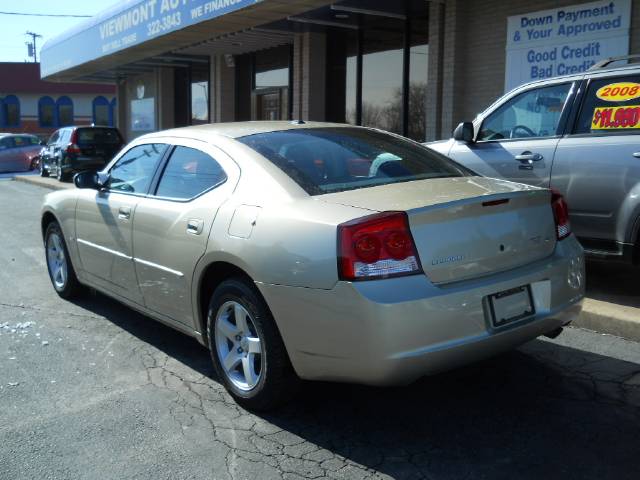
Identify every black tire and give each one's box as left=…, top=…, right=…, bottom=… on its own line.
left=56, top=159, right=68, bottom=182
left=40, top=159, right=49, bottom=177
left=44, top=221, right=82, bottom=299
left=207, top=278, right=296, bottom=411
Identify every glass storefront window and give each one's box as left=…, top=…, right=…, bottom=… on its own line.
left=191, top=81, right=209, bottom=124
left=39, top=97, right=55, bottom=127
left=408, top=15, right=429, bottom=142
left=191, top=66, right=209, bottom=125
left=345, top=47, right=357, bottom=125
left=328, top=1, right=429, bottom=139
left=95, top=104, right=110, bottom=125
left=57, top=97, right=74, bottom=127
left=5, top=102, right=19, bottom=127
left=255, top=68, right=288, bottom=89
left=361, top=17, right=405, bottom=135
left=58, top=105, right=73, bottom=126
left=253, top=46, right=290, bottom=120
left=254, top=46, right=289, bottom=91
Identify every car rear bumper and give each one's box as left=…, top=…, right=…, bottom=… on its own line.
left=258, top=235, right=585, bottom=386
left=61, top=157, right=107, bottom=173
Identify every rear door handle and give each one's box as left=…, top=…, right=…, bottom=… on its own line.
left=633, top=152, right=640, bottom=158
left=515, top=152, right=544, bottom=163
left=118, top=206, right=131, bottom=220
left=187, top=219, right=204, bottom=235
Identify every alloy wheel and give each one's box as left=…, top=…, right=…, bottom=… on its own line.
left=214, top=301, right=263, bottom=391
left=46, top=231, right=68, bottom=290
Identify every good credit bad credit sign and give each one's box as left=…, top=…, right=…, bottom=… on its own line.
left=505, top=0, right=631, bottom=91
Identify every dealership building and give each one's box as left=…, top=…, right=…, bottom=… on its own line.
left=40, top=0, right=640, bottom=142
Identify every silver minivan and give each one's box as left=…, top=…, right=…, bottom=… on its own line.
left=428, top=55, right=640, bottom=265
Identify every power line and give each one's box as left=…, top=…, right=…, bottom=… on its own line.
left=0, top=11, right=91, bottom=18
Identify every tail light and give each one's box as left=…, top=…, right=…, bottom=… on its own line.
left=551, top=190, right=571, bottom=240
left=66, top=130, right=81, bottom=155
left=338, top=212, right=422, bottom=281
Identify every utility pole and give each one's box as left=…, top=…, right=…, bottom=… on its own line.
left=25, top=31, right=42, bottom=63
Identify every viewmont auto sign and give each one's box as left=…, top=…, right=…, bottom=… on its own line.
left=41, top=0, right=261, bottom=77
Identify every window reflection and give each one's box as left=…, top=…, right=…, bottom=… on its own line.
left=361, top=18, right=404, bottom=134
left=255, top=68, right=288, bottom=89
left=345, top=48, right=357, bottom=125
left=408, top=15, right=429, bottom=142
left=253, top=46, right=290, bottom=120
left=191, top=66, right=209, bottom=125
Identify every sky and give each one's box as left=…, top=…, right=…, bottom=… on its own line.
left=0, top=0, right=117, bottom=63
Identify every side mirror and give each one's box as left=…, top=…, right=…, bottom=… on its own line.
left=74, top=171, right=103, bottom=189
left=453, top=122, right=475, bottom=143
left=97, top=172, right=110, bottom=188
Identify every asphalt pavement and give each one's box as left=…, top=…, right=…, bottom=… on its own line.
left=1, top=180, right=639, bottom=480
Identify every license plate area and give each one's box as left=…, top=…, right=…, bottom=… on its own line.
left=488, top=285, right=535, bottom=328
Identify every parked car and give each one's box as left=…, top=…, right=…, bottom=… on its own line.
left=41, top=122, right=585, bottom=410
left=428, top=55, right=640, bottom=266
left=0, top=134, right=42, bottom=173
left=40, top=125, right=124, bottom=182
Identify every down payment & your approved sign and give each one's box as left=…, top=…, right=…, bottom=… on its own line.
left=505, top=0, right=631, bottom=91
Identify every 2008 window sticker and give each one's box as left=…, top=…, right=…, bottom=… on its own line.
left=595, top=82, right=640, bottom=102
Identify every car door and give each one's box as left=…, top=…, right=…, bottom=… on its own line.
left=132, top=140, right=239, bottom=327
left=43, top=130, right=61, bottom=171
left=13, top=136, right=32, bottom=171
left=0, top=137, right=16, bottom=172
left=552, top=73, right=640, bottom=251
left=74, top=143, right=167, bottom=304
left=447, top=81, right=576, bottom=187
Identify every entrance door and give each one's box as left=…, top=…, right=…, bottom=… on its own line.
left=0, top=137, right=19, bottom=172
left=258, top=92, right=281, bottom=121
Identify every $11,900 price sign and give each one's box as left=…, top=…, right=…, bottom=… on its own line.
left=592, top=105, right=640, bottom=129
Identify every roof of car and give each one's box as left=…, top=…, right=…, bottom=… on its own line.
left=589, top=63, right=640, bottom=75
left=0, top=133, right=38, bottom=138
left=140, top=121, right=356, bottom=141
left=63, top=125, right=119, bottom=130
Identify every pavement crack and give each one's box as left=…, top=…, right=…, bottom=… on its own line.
left=0, top=301, right=103, bottom=321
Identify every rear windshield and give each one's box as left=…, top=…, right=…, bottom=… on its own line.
left=76, top=128, right=122, bottom=146
left=237, top=127, right=468, bottom=195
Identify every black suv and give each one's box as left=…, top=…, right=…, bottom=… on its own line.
left=40, top=126, right=124, bottom=182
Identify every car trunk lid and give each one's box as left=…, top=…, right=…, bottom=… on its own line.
left=320, top=177, right=557, bottom=284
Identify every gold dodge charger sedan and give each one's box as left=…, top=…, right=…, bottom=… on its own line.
left=41, top=122, right=585, bottom=410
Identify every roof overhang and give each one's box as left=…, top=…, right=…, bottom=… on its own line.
left=41, top=0, right=334, bottom=83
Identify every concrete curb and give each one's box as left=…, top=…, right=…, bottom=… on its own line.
left=573, top=299, right=640, bottom=342
left=13, top=175, right=74, bottom=191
